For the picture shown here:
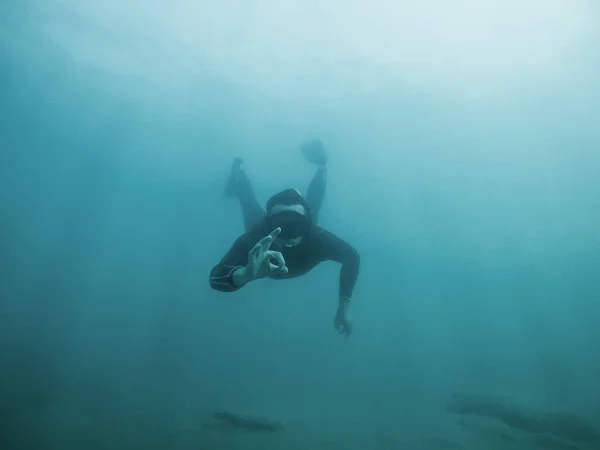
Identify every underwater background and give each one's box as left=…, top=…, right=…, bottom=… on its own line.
left=1, top=0, right=600, bottom=449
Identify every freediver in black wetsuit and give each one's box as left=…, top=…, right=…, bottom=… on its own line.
left=209, top=140, right=360, bottom=337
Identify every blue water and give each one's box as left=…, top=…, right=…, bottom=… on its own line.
left=2, top=1, right=600, bottom=449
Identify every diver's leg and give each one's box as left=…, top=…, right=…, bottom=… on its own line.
left=301, top=139, right=328, bottom=224
left=225, top=158, right=265, bottom=232
left=306, top=165, right=327, bottom=224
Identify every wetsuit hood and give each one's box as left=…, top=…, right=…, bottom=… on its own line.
left=266, top=188, right=314, bottom=223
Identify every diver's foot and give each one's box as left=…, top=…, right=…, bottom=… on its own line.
left=300, top=139, right=328, bottom=168
left=224, top=157, right=244, bottom=197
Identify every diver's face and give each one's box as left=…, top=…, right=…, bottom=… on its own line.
left=277, top=236, right=304, bottom=248
left=267, top=204, right=310, bottom=247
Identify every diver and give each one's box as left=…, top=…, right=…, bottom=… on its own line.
left=209, top=140, right=360, bottom=337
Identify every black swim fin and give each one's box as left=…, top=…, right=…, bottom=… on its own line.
left=300, top=139, right=328, bottom=166
left=224, top=157, right=244, bottom=197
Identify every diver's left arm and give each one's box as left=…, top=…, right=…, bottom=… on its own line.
left=316, top=229, right=360, bottom=299
left=315, top=229, right=360, bottom=336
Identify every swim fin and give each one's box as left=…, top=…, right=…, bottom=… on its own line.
left=300, top=139, right=328, bottom=166
left=224, top=157, right=244, bottom=197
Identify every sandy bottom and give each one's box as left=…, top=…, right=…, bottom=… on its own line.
left=4, top=394, right=595, bottom=450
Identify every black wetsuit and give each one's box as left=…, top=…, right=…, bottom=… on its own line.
left=209, top=167, right=360, bottom=298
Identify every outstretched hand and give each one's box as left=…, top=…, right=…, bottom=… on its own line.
left=245, top=228, right=288, bottom=282
left=334, top=302, right=353, bottom=338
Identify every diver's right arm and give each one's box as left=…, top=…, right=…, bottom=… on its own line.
left=209, top=235, right=252, bottom=292
left=209, top=228, right=287, bottom=292
left=231, top=266, right=250, bottom=287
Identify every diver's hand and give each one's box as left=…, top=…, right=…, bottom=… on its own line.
left=334, top=297, right=353, bottom=338
left=234, top=228, right=288, bottom=286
